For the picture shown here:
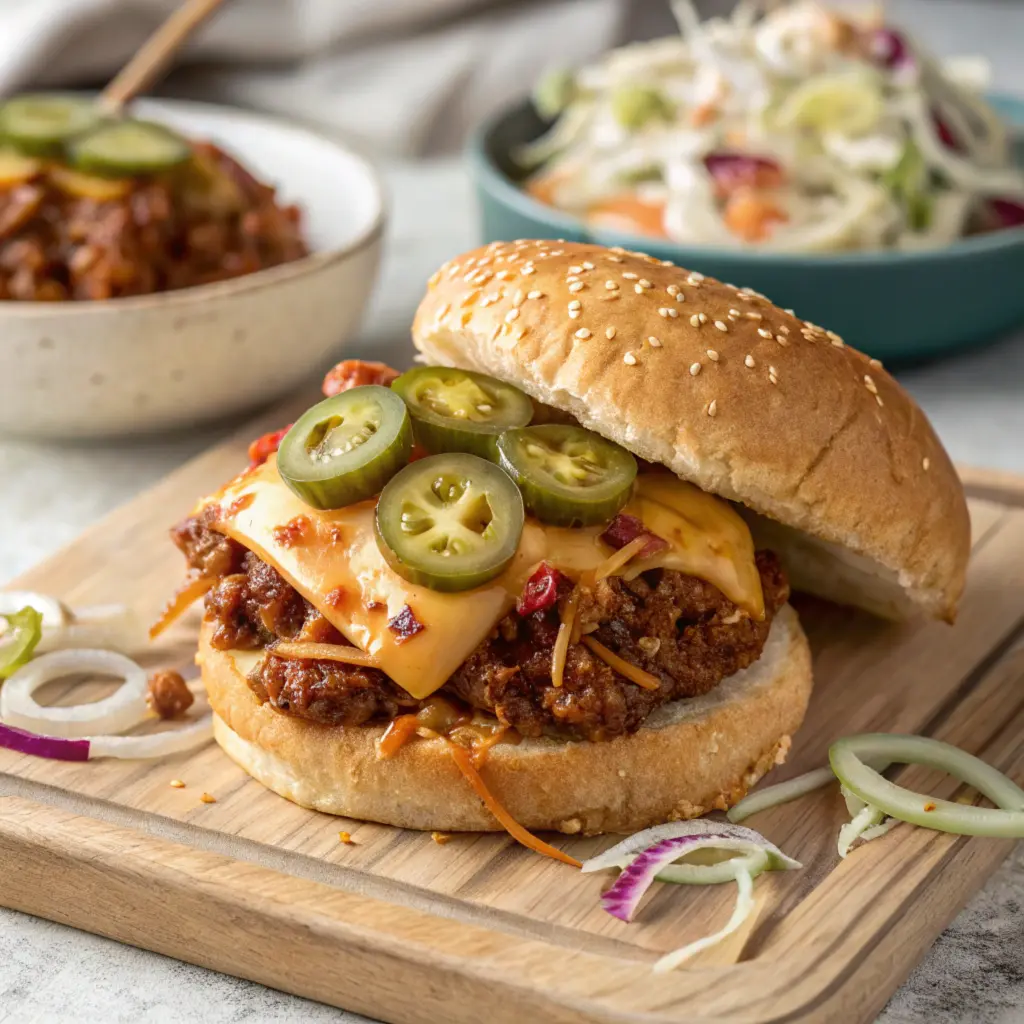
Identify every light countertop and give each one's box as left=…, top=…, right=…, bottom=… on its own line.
left=1, top=158, right=1023, bottom=1024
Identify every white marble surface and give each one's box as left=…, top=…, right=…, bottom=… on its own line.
left=1, top=151, right=1023, bottom=1022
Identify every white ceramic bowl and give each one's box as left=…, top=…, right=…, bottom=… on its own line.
left=0, top=98, right=385, bottom=439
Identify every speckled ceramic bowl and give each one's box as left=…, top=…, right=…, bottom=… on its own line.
left=0, top=98, right=385, bottom=439
left=469, top=95, right=1024, bottom=364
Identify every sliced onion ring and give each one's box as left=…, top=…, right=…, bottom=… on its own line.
left=0, top=648, right=149, bottom=739
left=830, top=734, right=1024, bottom=837
left=36, top=603, right=144, bottom=654
left=0, top=591, right=68, bottom=629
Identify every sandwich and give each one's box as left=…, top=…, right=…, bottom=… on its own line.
left=162, top=241, right=970, bottom=839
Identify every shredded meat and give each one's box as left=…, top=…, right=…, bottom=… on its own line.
left=147, top=670, right=195, bottom=719
left=173, top=513, right=788, bottom=739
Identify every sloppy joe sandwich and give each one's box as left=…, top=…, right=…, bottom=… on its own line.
left=160, top=241, right=969, bottom=838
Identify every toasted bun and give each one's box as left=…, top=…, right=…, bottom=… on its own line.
left=412, top=241, right=969, bottom=621
left=201, top=606, right=811, bottom=835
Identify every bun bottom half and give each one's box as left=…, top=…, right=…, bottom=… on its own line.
left=201, top=604, right=812, bottom=835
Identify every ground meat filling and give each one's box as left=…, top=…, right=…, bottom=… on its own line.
left=172, top=514, right=788, bottom=740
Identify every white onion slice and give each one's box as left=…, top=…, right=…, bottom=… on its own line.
left=0, top=591, right=68, bottom=629
left=1, top=648, right=149, bottom=739
left=727, top=766, right=837, bottom=823
left=35, top=603, right=144, bottom=654
left=89, top=713, right=213, bottom=759
left=838, top=804, right=886, bottom=858
left=654, top=868, right=756, bottom=972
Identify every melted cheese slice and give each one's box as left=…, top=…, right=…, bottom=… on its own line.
left=206, top=461, right=762, bottom=699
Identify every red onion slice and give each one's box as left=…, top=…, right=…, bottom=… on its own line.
left=0, top=721, right=90, bottom=761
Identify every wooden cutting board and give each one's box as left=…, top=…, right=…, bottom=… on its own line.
left=1, top=397, right=1022, bottom=1024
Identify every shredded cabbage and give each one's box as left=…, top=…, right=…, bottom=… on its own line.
left=522, top=0, right=1024, bottom=251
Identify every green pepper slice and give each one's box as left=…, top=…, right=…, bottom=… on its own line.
left=495, top=425, right=637, bottom=527
left=375, top=453, right=524, bottom=592
left=68, top=119, right=191, bottom=177
left=277, top=386, right=412, bottom=510
left=391, top=366, right=533, bottom=460
left=0, top=606, right=43, bottom=680
left=0, top=94, right=103, bottom=155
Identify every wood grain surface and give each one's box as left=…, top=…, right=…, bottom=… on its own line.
left=0, top=411, right=1021, bottom=1023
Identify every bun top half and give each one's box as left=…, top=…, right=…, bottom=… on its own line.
left=412, top=240, right=970, bottom=621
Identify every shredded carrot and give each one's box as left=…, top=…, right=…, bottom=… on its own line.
left=594, top=535, right=649, bottom=581
left=690, top=101, right=719, bottom=127
left=551, top=585, right=582, bottom=688
left=723, top=189, right=788, bottom=243
left=149, top=575, right=214, bottom=639
left=449, top=744, right=582, bottom=868
left=581, top=636, right=661, bottom=690
left=586, top=196, right=669, bottom=238
left=378, top=714, right=420, bottom=758
left=524, top=171, right=565, bottom=207
left=272, top=641, right=380, bottom=668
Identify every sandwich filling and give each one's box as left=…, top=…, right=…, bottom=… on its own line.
left=173, top=503, right=788, bottom=743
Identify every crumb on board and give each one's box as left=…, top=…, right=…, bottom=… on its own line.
left=169, top=779, right=186, bottom=789
left=431, top=832, right=452, bottom=846
left=200, top=793, right=217, bottom=804
left=338, top=831, right=355, bottom=845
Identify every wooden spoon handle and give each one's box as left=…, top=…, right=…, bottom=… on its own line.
left=100, top=0, right=228, bottom=115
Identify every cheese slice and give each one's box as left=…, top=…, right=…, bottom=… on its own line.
left=205, top=461, right=763, bottom=699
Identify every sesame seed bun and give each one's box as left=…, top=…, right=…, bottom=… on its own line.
left=412, top=241, right=970, bottom=621
left=201, top=607, right=812, bottom=835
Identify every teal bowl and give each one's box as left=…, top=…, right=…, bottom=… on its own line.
left=468, top=95, right=1024, bottom=363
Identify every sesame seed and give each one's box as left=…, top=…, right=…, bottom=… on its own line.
left=778, top=325, right=790, bottom=334
left=569, top=309, right=581, bottom=319
left=699, top=313, right=708, bottom=324
left=648, top=336, right=662, bottom=348
left=729, top=308, right=741, bottom=317
left=667, top=284, right=680, bottom=297
left=769, top=365, right=779, bottom=377
left=745, top=311, right=762, bottom=321
left=567, top=275, right=580, bottom=284
left=875, top=394, right=884, bottom=406
left=864, top=373, right=875, bottom=385
left=437, top=302, right=451, bottom=319
left=170, top=779, right=185, bottom=789
left=512, top=290, right=524, bottom=307
left=775, top=335, right=788, bottom=346
left=575, top=328, right=592, bottom=340
left=568, top=298, right=581, bottom=309
left=831, top=338, right=845, bottom=349
left=569, top=281, right=584, bottom=293
left=706, top=349, right=719, bottom=361
left=707, top=399, right=718, bottom=417
left=634, top=284, right=644, bottom=294
left=495, top=270, right=513, bottom=280
left=658, top=307, right=671, bottom=318
left=460, top=290, right=480, bottom=308
left=428, top=271, right=441, bottom=287
left=522, top=266, right=535, bottom=275
left=745, top=355, right=756, bottom=368
left=460, top=310, right=472, bottom=326
left=605, top=327, right=616, bottom=339
left=200, top=793, right=217, bottom=804
left=489, top=323, right=501, bottom=342
left=689, top=314, right=701, bottom=327
left=758, top=328, right=773, bottom=339
left=527, top=290, right=543, bottom=300
left=688, top=271, right=705, bottom=284
left=582, top=261, right=595, bottom=270
left=869, top=357, right=883, bottom=369
left=600, top=294, right=620, bottom=302
left=623, top=352, right=637, bottom=365
left=569, top=265, right=583, bottom=274
left=339, top=830, right=354, bottom=844
left=923, top=457, right=930, bottom=471
left=714, top=320, right=729, bottom=332
left=769, top=375, right=778, bottom=386
left=639, top=279, right=652, bottom=289
left=784, top=307, right=795, bottom=315
left=622, top=272, right=638, bottom=281
left=605, top=280, right=619, bottom=290
left=505, top=308, right=520, bottom=323
left=608, top=255, right=623, bottom=262
left=690, top=362, right=702, bottom=376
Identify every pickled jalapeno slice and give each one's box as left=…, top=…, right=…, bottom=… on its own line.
left=0, top=95, right=102, bottom=155
left=495, top=424, right=637, bottom=527
left=277, top=386, right=412, bottom=509
left=391, top=366, right=533, bottom=459
left=374, top=453, right=525, bottom=592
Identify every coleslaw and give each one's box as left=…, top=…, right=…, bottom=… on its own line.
left=521, top=0, right=1024, bottom=252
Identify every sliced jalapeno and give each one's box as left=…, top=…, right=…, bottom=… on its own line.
left=0, top=606, right=43, bottom=679
left=391, top=366, right=533, bottom=459
left=375, top=453, right=524, bottom=592
left=496, top=425, right=637, bottom=527
left=277, top=386, right=412, bottom=510
left=68, top=119, right=191, bottom=177
left=0, top=95, right=102, bottom=155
